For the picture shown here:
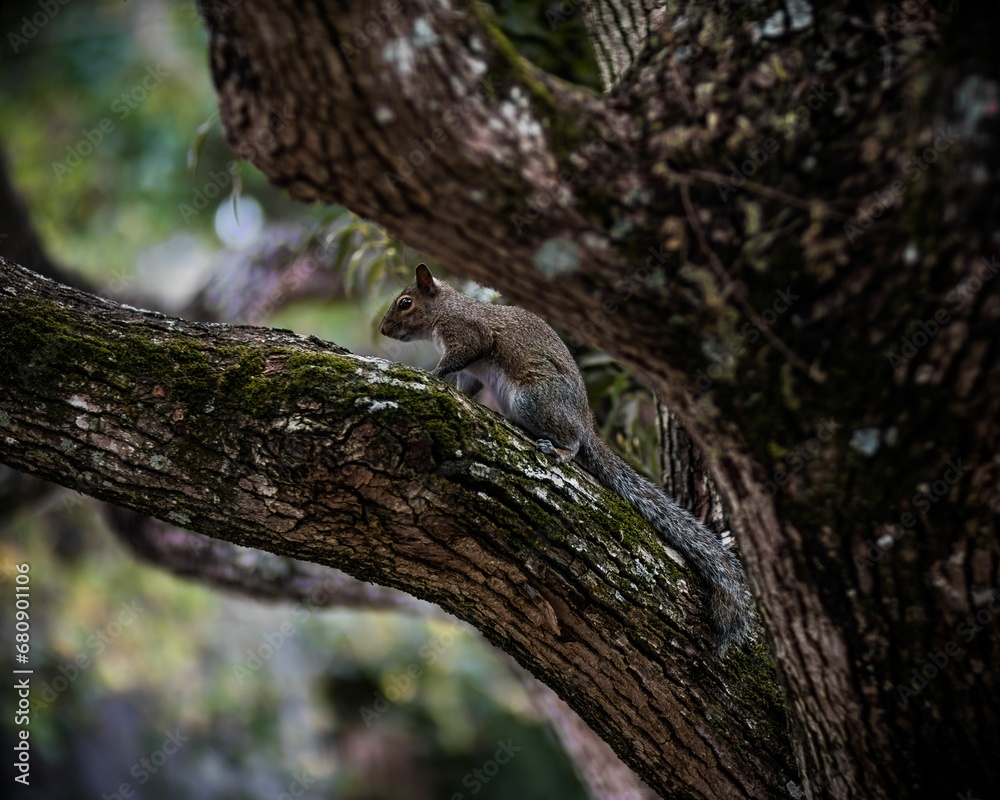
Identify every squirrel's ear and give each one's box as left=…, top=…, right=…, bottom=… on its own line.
left=415, top=263, right=437, bottom=295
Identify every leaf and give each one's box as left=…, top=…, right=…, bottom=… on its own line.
left=187, top=111, right=220, bottom=174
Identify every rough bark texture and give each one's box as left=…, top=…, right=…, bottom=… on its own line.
left=659, top=402, right=727, bottom=533
left=0, top=257, right=790, bottom=799
left=582, top=0, right=667, bottom=91
left=192, top=1, right=1000, bottom=798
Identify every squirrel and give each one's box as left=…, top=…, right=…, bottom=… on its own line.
left=379, top=264, right=751, bottom=654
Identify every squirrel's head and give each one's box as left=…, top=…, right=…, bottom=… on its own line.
left=379, top=263, right=442, bottom=341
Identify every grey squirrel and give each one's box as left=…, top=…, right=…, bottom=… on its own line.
left=380, top=264, right=751, bottom=654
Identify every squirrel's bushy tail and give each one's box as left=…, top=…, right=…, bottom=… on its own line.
left=578, top=434, right=751, bottom=654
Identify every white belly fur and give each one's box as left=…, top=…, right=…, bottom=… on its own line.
left=466, top=360, right=520, bottom=417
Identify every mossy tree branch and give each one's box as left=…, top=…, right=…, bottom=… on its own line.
left=0, top=257, right=791, bottom=799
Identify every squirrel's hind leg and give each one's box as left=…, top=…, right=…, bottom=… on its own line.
left=455, top=373, right=484, bottom=397
left=511, top=382, right=584, bottom=465
left=535, top=439, right=578, bottom=464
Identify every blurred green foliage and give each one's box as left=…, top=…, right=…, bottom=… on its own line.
left=488, top=0, right=601, bottom=90
left=0, top=0, right=330, bottom=283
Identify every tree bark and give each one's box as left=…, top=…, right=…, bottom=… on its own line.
left=0, top=257, right=791, bottom=799
left=193, top=1, right=1000, bottom=797
left=658, top=403, right=726, bottom=534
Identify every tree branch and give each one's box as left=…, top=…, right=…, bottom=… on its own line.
left=106, top=506, right=439, bottom=611
left=0, top=256, right=790, bottom=799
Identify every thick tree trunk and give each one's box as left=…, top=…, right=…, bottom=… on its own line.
left=193, top=1, right=1000, bottom=797
left=0, top=257, right=790, bottom=799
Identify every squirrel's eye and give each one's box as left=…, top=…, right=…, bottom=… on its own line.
left=398, top=297, right=413, bottom=310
